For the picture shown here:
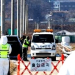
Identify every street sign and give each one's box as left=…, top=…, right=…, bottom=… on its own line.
left=30, top=58, right=51, bottom=71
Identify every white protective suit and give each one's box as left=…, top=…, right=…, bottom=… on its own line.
left=0, top=36, right=12, bottom=75
left=58, top=51, right=75, bottom=75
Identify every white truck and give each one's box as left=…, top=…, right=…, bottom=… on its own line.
left=31, top=29, right=56, bottom=60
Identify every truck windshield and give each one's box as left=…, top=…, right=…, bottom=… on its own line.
left=32, top=34, right=54, bottom=43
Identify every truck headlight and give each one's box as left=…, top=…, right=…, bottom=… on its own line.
left=52, top=45, right=56, bottom=50
left=31, top=46, right=35, bottom=50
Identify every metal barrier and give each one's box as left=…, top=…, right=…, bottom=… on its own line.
left=17, top=54, right=64, bottom=75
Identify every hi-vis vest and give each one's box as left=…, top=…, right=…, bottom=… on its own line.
left=0, top=44, right=10, bottom=58
left=22, top=39, right=29, bottom=48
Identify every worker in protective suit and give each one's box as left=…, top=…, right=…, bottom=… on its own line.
left=58, top=50, right=75, bottom=75
left=0, top=36, right=12, bottom=75
left=22, top=36, right=29, bottom=61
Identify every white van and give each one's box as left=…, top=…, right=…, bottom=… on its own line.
left=31, top=29, right=56, bottom=60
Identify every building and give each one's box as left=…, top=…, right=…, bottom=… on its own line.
left=51, top=11, right=69, bottom=24
left=55, top=30, right=75, bottom=35
left=48, top=0, right=75, bottom=27
left=55, top=30, right=75, bottom=43
left=60, top=2, right=75, bottom=11
left=49, top=1, right=75, bottom=11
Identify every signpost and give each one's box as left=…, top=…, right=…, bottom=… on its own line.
left=30, top=58, right=51, bottom=71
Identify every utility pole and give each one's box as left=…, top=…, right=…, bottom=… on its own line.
left=1, top=0, right=5, bottom=35
left=37, top=23, right=39, bottom=29
left=11, top=0, right=14, bottom=35
left=20, top=0, right=23, bottom=38
left=47, top=15, right=52, bottom=29
left=23, top=0, right=25, bottom=34
left=59, top=2, right=60, bottom=11
left=26, top=5, right=28, bottom=34
left=25, top=4, right=28, bottom=34
left=25, top=1, right=26, bottom=34
left=17, top=0, right=20, bottom=37
left=48, top=19, right=50, bottom=29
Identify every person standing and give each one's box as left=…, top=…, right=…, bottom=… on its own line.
left=0, top=35, right=12, bottom=75
left=20, top=35, right=26, bottom=44
left=22, top=36, right=29, bottom=61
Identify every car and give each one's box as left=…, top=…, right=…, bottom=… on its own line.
left=6, top=35, right=22, bottom=59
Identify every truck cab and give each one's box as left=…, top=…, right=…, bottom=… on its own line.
left=31, top=29, right=56, bottom=60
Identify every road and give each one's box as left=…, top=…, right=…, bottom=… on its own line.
left=11, top=57, right=64, bottom=75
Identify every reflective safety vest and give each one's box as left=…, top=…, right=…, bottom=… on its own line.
left=0, top=44, right=10, bottom=58
left=22, top=39, right=29, bottom=48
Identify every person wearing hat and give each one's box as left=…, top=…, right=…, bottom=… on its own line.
left=22, top=36, right=30, bottom=61
left=0, top=35, right=12, bottom=75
